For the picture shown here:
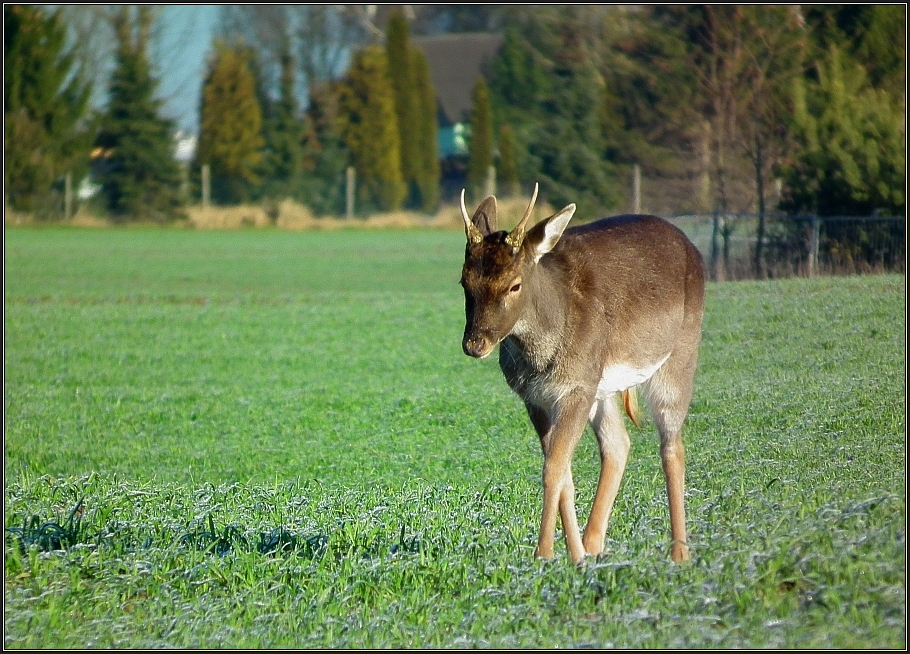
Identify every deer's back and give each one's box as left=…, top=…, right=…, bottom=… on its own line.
left=529, top=214, right=705, bottom=384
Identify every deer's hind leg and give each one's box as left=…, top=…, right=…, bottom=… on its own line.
left=582, top=393, right=631, bottom=557
left=644, top=346, right=699, bottom=563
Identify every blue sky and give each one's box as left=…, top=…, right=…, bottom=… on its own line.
left=154, top=5, right=219, bottom=134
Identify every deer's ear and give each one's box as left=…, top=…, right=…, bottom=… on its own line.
left=526, top=204, right=575, bottom=261
left=471, top=196, right=498, bottom=236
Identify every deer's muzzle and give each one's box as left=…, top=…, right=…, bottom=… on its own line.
left=463, top=333, right=494, bottom=359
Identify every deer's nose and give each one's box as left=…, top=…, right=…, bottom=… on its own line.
left=463, top=335, right=492, bottom=359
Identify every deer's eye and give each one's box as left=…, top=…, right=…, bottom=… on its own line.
left=509, top=282, right=522, bottom=294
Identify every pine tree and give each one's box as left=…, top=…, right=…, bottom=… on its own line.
left=527, top=10, right=621, bottom=216
left=497, top=123, right=521, bottom=198
left=338, top=46, right=406, bottom=213
left=488, top=9, right=622, bottom=216
left=490, top=24, right=551, bottom=119
left=466, top=76, right=494, bottom=202
left=411, top=49, right=440, bottom=213
left=95, top=7, right=185, bottom=222
left=776, top=44, right=904, bottom=269
left=246, top=47, right=275, bottom=130
left=855, top=5, right=905, bottom=97
left=385, top=11, right=422, bottom=209
left=778, top=46, right=904, bottom=217
left=195, top=41, right=265, bottom=205
left=300, top=80, right=349, bottom=216
left=261, top=52, right=305, bottom=200
left=4, top=5, right=93, bottom=216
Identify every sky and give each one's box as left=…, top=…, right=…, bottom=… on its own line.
left=154, top=5, right=220, bottom=134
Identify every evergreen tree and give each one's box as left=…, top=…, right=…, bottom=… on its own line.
left=854, top=5, right=905, bottom=97
left=805, top=5, right=906, bottom=99
left=95, top=6, right=185, bottom=222
left=488, top=22, right=553, bottom=190
left=385, top=11, right=422, bottom=209
left=4, top=5, right=93, bottom=216
left=466, top=76, right=494, bottom=202
left=802, top=5, right=868, bottom=51
left=497, top=123, right=521, bottom=198
left=338, top=46, right=406, bottom=213
left=411, top=48, right=440, bottom=212
left=261, top=52, right=305, bottom=200
left=526, top=10, right=621, bottom=216
left=490, top=24, right=551, bottom=119
left=597, top=6, right=697, bottom=176
left=775, top=44, right=904, bottom=270
left=246, top=46, right=275, bottom=131
left=300, top=81, right=350, bottom=216
left=195, top=41, right=265, bottom=205
left=487, top=9, right=624, bottom=215
left=777, top=46, right=904, bottom=217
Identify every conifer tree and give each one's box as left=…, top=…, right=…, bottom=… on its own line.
left=246, top=47, right=275, bottom=131
left=195, top=41, right=265, bottom=205
left=385, top=11, right=422, bottom=209
left=526, top=10, right=621, bottom=215
left=4, top=5, right=93, bottom=216
left=299, top=81, right=349, bottom=216
left=497, top=123, right=521, bottom=198
left=776, top=45, right=904, bottom=270
left=466, top=76, right=494, bottom=202
left=261, top=52, right=305, bottom=199
left=777, top=46, right=904, bottom=217
left=411, top=49, right=440, bottom=213
left=488, top=22, right=554, bottom=183
left=338, top=46, right=406, bottom=212
left=490, top=24, right=551, bottom=120
left=95, top=6, right=185, bottom=222
left=855, top=5, right=905, bottom=97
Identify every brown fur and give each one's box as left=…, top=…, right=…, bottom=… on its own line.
left=460, top=187, right=705, bottom=564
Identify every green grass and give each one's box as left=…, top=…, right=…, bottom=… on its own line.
left=4, top=226, right=906, bottom=648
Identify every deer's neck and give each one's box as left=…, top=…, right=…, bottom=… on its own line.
left=509, top=263, right=570, bottom=369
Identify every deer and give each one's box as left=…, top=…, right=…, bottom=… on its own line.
left=458, top=183, right=705, bottom=565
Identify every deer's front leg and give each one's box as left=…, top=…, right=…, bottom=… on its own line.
left=535, top=391, right=593, bottom=564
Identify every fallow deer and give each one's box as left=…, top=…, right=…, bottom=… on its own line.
left=459, top=183, right=705, bottom=564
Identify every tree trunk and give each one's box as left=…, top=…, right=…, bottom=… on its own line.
left=753, top=131, right=767, bottom=279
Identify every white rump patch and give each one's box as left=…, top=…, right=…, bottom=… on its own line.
left=594, top=354, right=670, bottom=401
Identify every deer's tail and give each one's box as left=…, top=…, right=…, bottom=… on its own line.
left=622, top=387, right=643, bottom=428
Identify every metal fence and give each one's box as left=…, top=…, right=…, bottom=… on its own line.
left=665, top=213, right=906, bottom=281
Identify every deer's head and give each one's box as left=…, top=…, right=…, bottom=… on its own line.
left=459, top=183, right=576, bottom=358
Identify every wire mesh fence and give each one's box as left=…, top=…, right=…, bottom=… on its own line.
left=666, top=213, right=906, bottom=281
left=24, top=165, right=906, bottom=282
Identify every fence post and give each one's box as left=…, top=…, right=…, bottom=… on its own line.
left=346, top=166, right=355, bottom=218
left=807, top=216, right=820, bottom=277
left=180, top=162, right=189, bottom=201
left=64, top=172, right=73, bottom=221
left=201, top=164, right=210, bottom=207
left=710, top=210, right=722, bottom=281
left=632, top=163, right=641, bottom=214
left=484, top=165, right=496, bottom=199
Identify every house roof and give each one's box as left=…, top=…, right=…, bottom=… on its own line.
left=412, top=33, right=504, bottom=127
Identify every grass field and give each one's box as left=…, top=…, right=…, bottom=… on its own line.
left=4, top=226, right=905, bottom=648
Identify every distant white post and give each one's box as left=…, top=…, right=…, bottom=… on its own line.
left=633, top=164, right=641, bottom=214
left=201, top=164, right=210, bottom=207
left=64, top=172, right=73, bottom=220
left=346, top=166, right=355, bottom=218
left=484, top=165, right=496, bottom=199
left=807, top=216, right=820, bottom=277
